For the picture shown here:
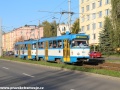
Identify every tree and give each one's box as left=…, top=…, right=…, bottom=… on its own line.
left=99, top=17, right=114, bottom=55
left=42, top=21, right=52, bottom=38
left=42, top=20, right=58, bottom=38
left=71, top=18, right=80, bottom=34
left=111, top=0, right=120, bottom=48
left=50, top=20, right=57, bottom=37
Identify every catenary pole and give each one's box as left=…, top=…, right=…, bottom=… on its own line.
left=36, top=21, right=40, bottom=61
left=0, top=19, right=2, bottom=57
left=68, top=0, right=71, bottom=32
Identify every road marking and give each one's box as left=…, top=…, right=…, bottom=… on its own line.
left=2, top=67, right=9, bottom=70
left=22, top=73, right=34, bottom=78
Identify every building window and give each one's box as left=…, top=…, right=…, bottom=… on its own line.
left=92, top=23, right=96, bottom=30
left=87, top=15, right=90, bottom=20
left=81, top=7, right=84, bottom=13
left=93, top=34, right=96, bottom=40
left=87, top=24, right=90, bottom=30
left=64, top=27, right=66, bottom=31
left=98, top=11, right=102, bottom=18
left=81, top=26, right=84, bottom=31
left=92, top=3, right=96, bottom=9
left=92, top=13, right=96, bottom=19
left=98, top=22, right=102, bottom=28
left=99, top=0, right=102, bottom=7
left=81, top=0, right=84, bottom=3
left=82, top=16, right=85, bottom=22
left=105, top=0, right=110, bottom=4
left=86, top=5, right=90, bottom=11
left=62, top=27, right=64, bottom=31
left=105, top=9, right=110, bottom=16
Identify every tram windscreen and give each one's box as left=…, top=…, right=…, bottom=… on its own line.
left=72, top=40, right=89, bottom=48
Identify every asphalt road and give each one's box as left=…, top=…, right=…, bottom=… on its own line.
left=0, top=59, right=120, bottom=90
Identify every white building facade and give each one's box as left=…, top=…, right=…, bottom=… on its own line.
left=57, top=24, right=70, bottom=36
left=79, top=0, right=111, bottom=45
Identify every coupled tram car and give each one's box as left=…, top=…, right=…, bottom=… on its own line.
left=14, top=32, right=90, bottom=64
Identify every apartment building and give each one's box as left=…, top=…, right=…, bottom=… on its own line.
left=2, top=25, right=43, bottom=51
left=79, top=0, right=111, bottom=45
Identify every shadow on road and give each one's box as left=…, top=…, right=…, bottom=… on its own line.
left=0, top=69, right=89, bottom=90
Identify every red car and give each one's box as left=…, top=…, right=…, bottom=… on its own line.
left=90, top=51, right=102, bottom=58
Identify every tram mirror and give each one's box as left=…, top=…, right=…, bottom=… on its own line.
left=72, top=41, right=75, bottom=44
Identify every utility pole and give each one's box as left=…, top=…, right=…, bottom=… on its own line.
left=61, top=0, right=73, bottom=33
left=68, top=0, right=71, bottom=31
left=36, top=21, right=40, bottom=61
left=0, top=19, right=2, bottom=57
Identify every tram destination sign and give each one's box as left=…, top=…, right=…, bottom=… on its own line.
left=76, top=35, right=88, bottom=39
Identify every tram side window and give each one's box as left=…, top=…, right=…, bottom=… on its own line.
left=22, top=44, right=25, bottom=49
left=22, top=44, right=25, bottom=54
left=20, top=45, right=23, bottom=50
left=32, top=43, right=36, bottom=49
left=38, top=42, right=41, bottom=48
left=18, top=45, right=20, bottom=50
left=25, top=44, right=27, bottom=49
left=57, top=40, right=62, bottom=48
left=15, top=45, right=18, bottom=50
left=49, top=41, right=53, bottom=48
left=53, top=40, right=57, bottom=48
left=19, top=45, right=21, bottom=50
left=40, top=42, right=44, bottom=48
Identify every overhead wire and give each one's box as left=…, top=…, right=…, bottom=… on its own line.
left=28, top=0, right=68, bottom=24
left=28, top=0, right=80, bottom=25
left=18, top=0, right=79, bottom=28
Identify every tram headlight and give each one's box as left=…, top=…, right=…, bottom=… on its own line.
left=88, top=52, right=90, bottom=55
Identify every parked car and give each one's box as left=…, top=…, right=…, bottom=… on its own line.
left=5, top=51, right=14, bottom=56
left=89, top=51, right=102, bottom=58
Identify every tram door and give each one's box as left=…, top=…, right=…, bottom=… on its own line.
left=63, top=39, right=70, bottom=62
left=45, top=41, right=48, bottom=61
left=28, top=44, right=31, bottom=59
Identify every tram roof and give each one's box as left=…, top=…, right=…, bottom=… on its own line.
left=39, top=33, right=89, bottom=42
left=15, top=39, right=37, bottom=45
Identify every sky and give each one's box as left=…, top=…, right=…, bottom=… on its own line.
left=0, top=0, right=79, bottom=32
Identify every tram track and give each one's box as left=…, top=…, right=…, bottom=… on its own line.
left=84, top=62, right=120, bottom=71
